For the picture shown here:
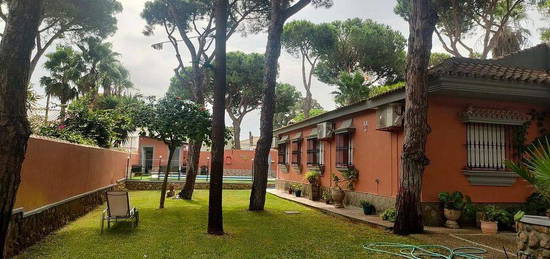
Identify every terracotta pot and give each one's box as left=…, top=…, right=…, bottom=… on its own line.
left=443, top=208, right=462, bottom=229
left=331, top=188, right=345, bottom=208
left=480, top=220, right=498, bottom=234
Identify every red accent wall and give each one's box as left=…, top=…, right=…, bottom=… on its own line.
left=15, top=137, right=128, bottom=211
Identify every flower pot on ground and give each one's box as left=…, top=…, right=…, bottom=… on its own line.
left=292, top=184, right=303, bottom=198
left=295, top=190, right=302, bottom=197
left=288, top=188, right=293, bottom=194
left=438, top=191, right=471, bottom=229
left=305, top=171, right=321, bottom=201
left=480, top=220, right=498, bottom=234
left=331, top=188, right=345, bottom=208
left=360, top=200, right=376, bottom=215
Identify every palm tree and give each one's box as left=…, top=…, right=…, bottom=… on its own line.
left=41, top=46, right=84, bottom=120
left=77, top=37, right=121, bottom=96
left=332, top=71, right=370, bottom=107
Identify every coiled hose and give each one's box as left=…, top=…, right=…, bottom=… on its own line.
left=363, top=242, right=487, bottom=259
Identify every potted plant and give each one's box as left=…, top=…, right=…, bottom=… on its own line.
left=287, top=185, right=293, bottom=194
left=341, top=166, right=359, bottom=190
left=480, top=206, right=511, bottom=234
left=360, top=200, right=376, bottom=215
left=321, top=189, right=332, bottom=204
left=438, top=191, right=471, bottom=229
left=293, top=184, right=302, bottom=197
left=305, top=171, right=321, bottom=201
left=331, top=174, right=346, bottom=208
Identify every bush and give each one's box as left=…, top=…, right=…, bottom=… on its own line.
left=438, top=191, right=470, bottom=210
left=380, top=208, right=396, bottom=222
left=525, top=192, right=550, bottom=216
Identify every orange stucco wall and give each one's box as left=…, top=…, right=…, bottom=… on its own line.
left=133, top=136, right=277, bottom=172
left=422, top=96, right=547, bottom=203
left=15, top=136, right=128, bottom=211
left=277, top=110, right=403, bottom=198
left=277, top=95, right=548, bottom=204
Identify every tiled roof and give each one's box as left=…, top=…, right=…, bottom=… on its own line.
left=430, top=57, right=550, bottom=85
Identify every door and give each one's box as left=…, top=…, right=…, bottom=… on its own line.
left=143, top=147, right=154, bottom=173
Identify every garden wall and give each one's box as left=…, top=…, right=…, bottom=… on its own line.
left=6, top=136, right=129, bottom=257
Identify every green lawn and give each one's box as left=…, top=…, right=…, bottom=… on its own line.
left=18, top=190, right=417, bottom=259
left=128, top=176, right=276, bottom=184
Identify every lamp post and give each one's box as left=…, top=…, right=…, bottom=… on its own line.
left=126, top=156, right=130, bottom=179
left=159, top=155, right=163, bottom=179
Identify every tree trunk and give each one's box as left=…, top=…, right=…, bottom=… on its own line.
left=232, top=117, right=242, bottom=150
left=249, top=0, right=287, bottom=211
left=160, top=145, right=176, bottom=209
left=179, top=140, right=201, bottom=199
left=0, top=0, right=42, bottom=256
left=393, top=0, right=437, bottom=236
left=44, top=94, right=50, bottom=124
left=59, top=100, right=67, bottom=121
left=208, top=0, right=227, bottom=235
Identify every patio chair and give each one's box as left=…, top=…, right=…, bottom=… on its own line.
left=101, top=191, right=139, bottom=233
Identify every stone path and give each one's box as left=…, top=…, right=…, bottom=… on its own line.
left=268, top=189, right=518, bottom=258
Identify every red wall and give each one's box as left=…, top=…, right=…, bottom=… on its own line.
left=277, top=110, right=403, bottom=198
left=15, top=136, right=128, bottom=211
left=133, top=136, right=277, bottom=173
left=422, top=96, right=546, bottom=203
left=277, top=95, right=548, bottom=204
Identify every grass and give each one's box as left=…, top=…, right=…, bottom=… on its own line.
left=17, top=190, right=418, bottom=259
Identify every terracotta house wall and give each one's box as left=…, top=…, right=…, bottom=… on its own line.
left=422, top=95, right=545, bottom=203
left=15, top=136, right=128, bottom=211
left=277, top=110, right=403, bottom=197
left=133, top=136, right=277, bottom=174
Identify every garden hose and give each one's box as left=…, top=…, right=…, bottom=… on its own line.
left=363, top=242, right=487, bottom=259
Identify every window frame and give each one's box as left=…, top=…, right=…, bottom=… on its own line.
left=306, top=138, right=320, bottom=166
left=277, top=143, right=287, bottom=165
left=291, top=139, right=302, bottom=166
left=465, top=122, right=519, bottom=171
left=335, top=132, right=353, bottom=168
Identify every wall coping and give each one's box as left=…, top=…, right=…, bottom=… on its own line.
left=16, top=178, right=124, bottom=218
left=520, top=215, right=550, bottom=227
left=30, top=135, right=135, bottom=155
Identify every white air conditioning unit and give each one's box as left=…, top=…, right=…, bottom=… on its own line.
left=317, top=122, right=334, bottom=139
left=377, top=103, right=404, bottom=131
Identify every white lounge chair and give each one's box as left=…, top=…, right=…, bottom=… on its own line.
left=101, top=191, right=139, bottom=233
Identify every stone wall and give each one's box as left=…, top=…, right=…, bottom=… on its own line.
left=517, top=215, right=550, bottom=258
left=125, top=180, right=274, bottom=190
left=6, top=182, right=124, bottom=258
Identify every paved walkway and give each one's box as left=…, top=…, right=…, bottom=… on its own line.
left=268, top=189, right=518, bottom=258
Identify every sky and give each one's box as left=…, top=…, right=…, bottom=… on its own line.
left=29, top=0, right=548, bottom=139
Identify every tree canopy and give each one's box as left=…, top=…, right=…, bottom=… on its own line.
left=0, top=0, right=123, bottom=76
left=314, top=18, right=406, bottom=87
left=394, top=0, right=531, bottom=59
left=273, top=83, right=323, bottom=129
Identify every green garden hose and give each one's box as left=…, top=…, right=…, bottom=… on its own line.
left=363, top=242, right=487, bottom=259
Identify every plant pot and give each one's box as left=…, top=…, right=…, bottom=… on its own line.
left=362, top=205, right=376, bottom=215
left=288, top=188, right=293, bottom=194
left=480, top=220, right=498, bottom=234
left=331, top=188, right=345, bottom=208
left=295, top=190, right=302, bottom=197
left=443, top=208, right=462, bottom=229
left=308, top=184, right=321, bottom=201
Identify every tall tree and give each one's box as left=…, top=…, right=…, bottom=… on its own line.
left=281, top=20, right=335, bottom=118
left=76, top=37, right=120, bottom=96
left=208, top=0, right=228, bottom=235
left=540, top=0, right=550, bottom=41
left=393, top=0, right=438, bottom=235
left=395, top=0, right=529, bottom=59
left=40, top=46, right=84, bottom=119
left=142, top=0, right=269, bottom=200
left=249, top=0, right=332, bottom=211
left=272, top=83, right=302, bottom=129
left=136, top=94, right=211, bottom=209
left=0, top=0, right=122, bottom=78
left=223, top=51, right=264, bottom=149
left=0, top=0, right=43, bottom=256
left=315, top=18, right=406, bottom=87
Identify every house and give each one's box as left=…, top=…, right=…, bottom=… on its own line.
left=128, top=135, right=278, bottom=178
left=273, top=44, right=550, bottom=226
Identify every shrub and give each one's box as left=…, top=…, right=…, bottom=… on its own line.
left=525, top=192, right=550, bottom=216
left=481, top=206, right=512, bottom=224
left=305, top=171, right=321, bottom=184
left=438, top=191, right=471, bottom=210
left=380, top=208, right=396, bottom=222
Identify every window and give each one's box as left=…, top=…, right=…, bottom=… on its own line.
left=466, top=123, right=519, bottom=170
left=277, top=143, right=287, bottom=165
left=291, top=140, right=301, bottom=165
left=336, top=133, right=353, bottom=168
left=307, top=138, right=319, bottom=166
